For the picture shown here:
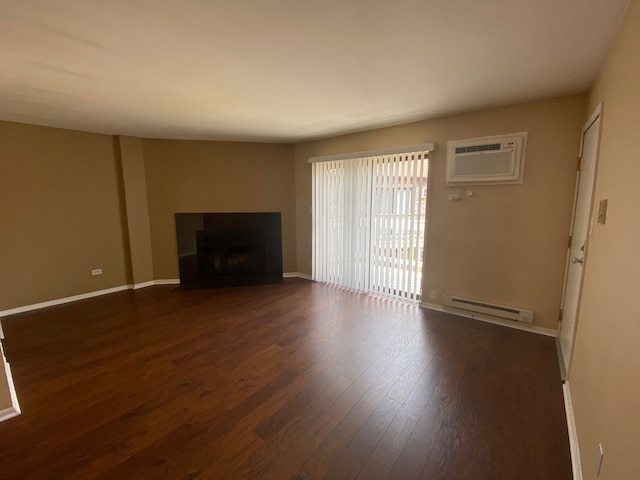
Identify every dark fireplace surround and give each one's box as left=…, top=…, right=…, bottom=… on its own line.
left=175, top=212, right=283, bottom=288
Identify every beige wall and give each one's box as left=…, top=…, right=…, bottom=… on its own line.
left=117, top=136, right=154, bottom=285
left=570, top=1, right=640, bottom=479
left=143, top=139, right=296, bottom=278
left=0, top=121, right=129, bottom=310
left=296, top=95, right=587, bottom=330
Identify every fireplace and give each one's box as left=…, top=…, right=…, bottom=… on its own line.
left=175, top=212, right=283, bottom=288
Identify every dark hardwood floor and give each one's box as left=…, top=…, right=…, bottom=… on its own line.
left=0, top=279, right=571, bottom=479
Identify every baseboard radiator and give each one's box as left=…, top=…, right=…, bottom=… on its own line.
left=442, top=295, right=534, bottom=324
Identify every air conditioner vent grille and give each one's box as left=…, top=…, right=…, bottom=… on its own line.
left=454, top=152, right=513, bottom=176
left=455, top=143, right=502, bottom=154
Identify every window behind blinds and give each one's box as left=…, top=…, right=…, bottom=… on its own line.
left=312, top=149, right=429, bottom=301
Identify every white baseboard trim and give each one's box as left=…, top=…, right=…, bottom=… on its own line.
left=0, top=406, right=20, bottom=423
left=0, top=279, right=182, bottom=318
left=420, top=302, right=558, bottom=337
left=283, top=272, right=313, bottom=280
left=0, top=285, right=131, bottom=318
left=152, top=279, right=181, bottom=285
left=0, top=346, right=21, bottom=423
left=563, top=381, right=583, bottom=480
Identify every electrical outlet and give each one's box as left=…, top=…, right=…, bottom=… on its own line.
left=596, top=443, right=605, bottom=476
left=91, top=268, right=103, bottom=276
left=430, top=290, right=437, bottom=300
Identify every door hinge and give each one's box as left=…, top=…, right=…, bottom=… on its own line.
left=568, top=235, right=573, bottom=249
left=577, top=156, right=582, bottom=171
left=559, top=308, right=563, bottom=321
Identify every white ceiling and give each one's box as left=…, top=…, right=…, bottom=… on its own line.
left=0, top=0, right=629, bottom=142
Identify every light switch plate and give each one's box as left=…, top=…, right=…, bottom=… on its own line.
left=597, top=199, right=608, bottom=224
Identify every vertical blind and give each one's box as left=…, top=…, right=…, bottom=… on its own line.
left=312, top=149, right=429, bottom=301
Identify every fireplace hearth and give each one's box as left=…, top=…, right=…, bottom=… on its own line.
left=175, top=213, right=283, bottom=288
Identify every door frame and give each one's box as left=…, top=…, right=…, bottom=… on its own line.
left=558, top=103, right=603, bottom=379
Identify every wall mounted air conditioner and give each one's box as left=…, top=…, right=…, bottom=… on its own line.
left=446, top=132, right=527, bottom=185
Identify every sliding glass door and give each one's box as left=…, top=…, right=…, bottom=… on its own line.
left=312, top=149, right=429, bottom=302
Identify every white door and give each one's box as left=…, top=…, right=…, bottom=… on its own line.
left=559, top=105, right=602, bottom=377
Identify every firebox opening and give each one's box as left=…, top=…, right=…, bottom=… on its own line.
left=175, top=212, right=283, bottom=288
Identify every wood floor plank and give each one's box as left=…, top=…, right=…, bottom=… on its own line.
left=0, top=280, right=572, bottom=479
left=355, top=445, right=398, bottom=480
left=304, top=363, right=409, bottom=478
left=323, top=396, right=402, bottom=479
